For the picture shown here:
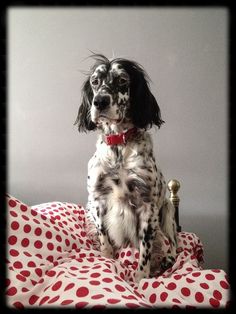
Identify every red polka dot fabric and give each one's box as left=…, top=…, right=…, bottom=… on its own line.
left=6, top=194, right=230, bottom=309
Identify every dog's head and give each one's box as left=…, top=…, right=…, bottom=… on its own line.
left=75, top=54, right=164, bottom=131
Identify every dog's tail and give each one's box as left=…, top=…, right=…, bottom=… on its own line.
left=159, top=199, right=178, bottom=249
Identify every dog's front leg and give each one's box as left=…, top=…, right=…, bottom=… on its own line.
left=87, top=199, right=114, bottom=259
left=135, top=214, right=156, bottom=283
left=99, top=226, right=114, bottom=259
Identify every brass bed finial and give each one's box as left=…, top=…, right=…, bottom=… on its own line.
left=168, top=179, right=181, bottom=232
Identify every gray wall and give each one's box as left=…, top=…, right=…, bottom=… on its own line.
left=8, top=8, right=228, bottom=271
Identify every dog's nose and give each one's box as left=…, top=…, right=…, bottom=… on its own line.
left=93, top=95, right=110, bottom=111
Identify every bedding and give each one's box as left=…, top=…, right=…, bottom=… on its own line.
left=6, top=194, right=230, bottom=309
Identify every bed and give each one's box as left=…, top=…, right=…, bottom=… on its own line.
left=6, top=180, right=230, bottom=309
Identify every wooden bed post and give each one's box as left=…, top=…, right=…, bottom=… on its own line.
left=167, top=179, right=181, bottom=232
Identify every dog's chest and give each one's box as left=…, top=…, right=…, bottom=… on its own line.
left=87, top=137, right=155, bottom=198
left=87, top=135, right=159, bottom=247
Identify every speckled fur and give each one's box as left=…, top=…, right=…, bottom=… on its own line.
left=75, top=54, right=177, bottom=282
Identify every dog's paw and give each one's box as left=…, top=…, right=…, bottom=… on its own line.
left=135, top=268, right=149, bottom=283
left=160, top=255, right=176, bottom=271
left=101, top=248, right=113, bottom=259
left=135, top=271, right=145, bottom=283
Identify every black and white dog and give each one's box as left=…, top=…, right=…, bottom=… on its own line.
left=75, top=54, right=177, bottom=282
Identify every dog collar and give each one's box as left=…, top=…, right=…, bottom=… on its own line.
left=105, top=127, right=138, bottom=146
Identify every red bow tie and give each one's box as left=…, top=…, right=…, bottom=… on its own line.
left=105, top=127, right=138, bottom=146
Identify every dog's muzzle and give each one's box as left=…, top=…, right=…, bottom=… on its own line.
left=93, top=95, right=110, bottom=111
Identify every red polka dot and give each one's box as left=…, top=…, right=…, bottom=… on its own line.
left=34, top=240, right=43, bottom=249
left=102, top=277, right=113, bottom=283
left=56, top=235, right=62, bottom=242
left=8, top=235, right=17, bottom=245
left=6, top=287, right=17, bottom=296
left=76, top=287, right=89, bottom=297
left=21, top=238, right=29, bottom=247
left=34, top=227, right=42, bottom=236
left=213, top=290, right=222, bottom=300
left=27, top=261, right=36, bottom=267
left=35, top=268, right=42, bottom=277
left=79, top=269, right=89, bottom=274
left=10, top=210, right=18, bottom=217
left=160, top=292, right=168, bottom=302
left=31, top=209, right=38, bottom=216
left=9, top=249, right=19, bottom=257
left=115, top=284, right=126, bottom=292
left=6, top=279, right=11, bottom=287
left=24, top=224, right=31, bottom=233
left=22, top=214, right=29, bottom=221
left=75, top=302, right=88, bottom=308
left=13, top=301, right=24, bottom=309
left=80, top=231, right=86, bottom=237
left=103, top=287, right=112, bottom=292
left=64, top=283, right=75, bottom=291
left=205, top=274, right=215, bottom=281
left=220, top=280, right=229, bottom=289
left=125, top=303, right=140, bottom=309
left=20, top=270, right=30, bottom=277
left=126, top=250, right=131, bottom=256
left=149, top=293, right=157, bottom=303
left=52, top=281, right=62, bottom=291
left=24, top=251, right=32, bottom=257
left=56, top=246, right=62, bottom=252
left=61, top=299, right=73, bottom=305
left=195, top=292, right=204, bottom=303
left=13, top=261, right=23, bottom=269
left=22, top=287, right=29, bottom=292
left=200, top=283, right=209, bottom=289
left=20, top=204, right=28, bottom=211
left=186, top=277, right=195, bottom=283
left=209, top=298, right=220, bottom=308
left=16, top=274, right=26, bottom=282
left=11, top=221, right=19, bottom=230
left=192, top=272, right=201, bottom=277
left=45, top=231, right=52, bottom=239
left=174, top=274, right=182, bottom=280
left=48, top=295, right=60, bottom=304
left=65, top=239, right=70, bottom=246
left=122, top=295, right=138, bottom=300
left=47, top=242, right=54, bottom=250
left=166, top=282, right=176, bottom=290
left=152, top=281, right=160, bottom=288
left=29, top=295, right=39, bottom=305
left=91, top=272, right=101, bottom=278
left=9, top=199, right=17, bottom=207
left=181, top=287, right=191, bottom=297
left=92, top=294, right=104, bottom=300
left=107, top=298, right=121, bottom=304
left=39, top=296, right=50, bottom=305
left=46, top=270, right=56, bottom=277
left=142, top=282, right=149, bottom=290
left=89, top=280, right=100, bottom=286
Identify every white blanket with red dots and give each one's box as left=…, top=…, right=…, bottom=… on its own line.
left=6, top=194, right=230, bottom=309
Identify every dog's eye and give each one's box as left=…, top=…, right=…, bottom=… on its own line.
left=91, top=79, right=99, bottom=86
left=118, top=77, right=128, bottom=85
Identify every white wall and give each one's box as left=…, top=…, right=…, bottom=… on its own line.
left=8, top=8, right=228, bottom=271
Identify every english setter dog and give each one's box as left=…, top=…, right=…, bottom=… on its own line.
left=75, top=54, right=177, bottom=282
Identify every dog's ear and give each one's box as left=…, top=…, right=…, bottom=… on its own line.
left=74, top=77, right=97, bottom=132
left=129, top=67, right=164, bottom=129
